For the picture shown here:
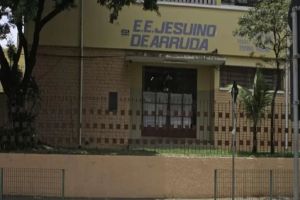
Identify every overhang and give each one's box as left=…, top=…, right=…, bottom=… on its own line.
left=125, top=53, right=226, bottom=66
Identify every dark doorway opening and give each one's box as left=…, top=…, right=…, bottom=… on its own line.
left=142, top=66, right=197, bottom=138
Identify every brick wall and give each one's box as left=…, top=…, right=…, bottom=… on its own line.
left=213, top=89, right=292, bottom=152
left=81, top=48, right=130, bottom=147
left=34, top=46, right=131, bottom=147
left=34, top=46, right=81, bottom=147
left=33, top=46, right=292, bottom=151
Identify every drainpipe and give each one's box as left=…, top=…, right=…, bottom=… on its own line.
left=292, top=7, right=299, bottom=200
left=79, top=0, right=84, bottom=147
left=285, top=51, right=289, bottom=150
left=285, top=21, right=291, bottom=150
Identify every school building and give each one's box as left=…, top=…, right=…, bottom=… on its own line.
left=19, top=0, right=291, bottom=151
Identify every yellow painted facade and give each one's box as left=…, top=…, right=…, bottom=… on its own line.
left=37, top=1, right=274, bottom=60
left=21, top=1, right=290, bottom=148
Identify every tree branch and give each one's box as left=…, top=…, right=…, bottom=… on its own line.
left=0, top=46, right=11, bottom=94
left=23, top=0, right=45, bottom=86
left=24, top=0, right=71, bottom=87
left=12, top=22, right=24, bottom=73
left=11, top=0, right=21, bottom=14
left=39, top=6, right=66, bottom=30
left=0, top=46, right=10, bottom=72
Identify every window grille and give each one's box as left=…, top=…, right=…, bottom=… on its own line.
left=220, top=66, right=283, bottom=90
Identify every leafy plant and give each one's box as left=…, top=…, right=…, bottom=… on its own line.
left=239, top=69, right=272, bottom=153
left=234, top=0, right=290, bottom=153
left=0, top=0, right=158, bottom=149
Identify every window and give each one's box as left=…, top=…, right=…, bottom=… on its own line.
left=221, top=0, right=259, bottom=6
left=108, top=92, right=118, bottom=112
left=220, top=66, right=283, bottom=90
left=261, top=69, right=283, bottom=90
left=220, top=66, right=255, bottom=89
left=142, top=67, right=197, bottom=138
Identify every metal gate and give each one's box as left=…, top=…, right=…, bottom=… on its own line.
left=0, top=168, right=65, bottom=200
left=214, top=169, right=293, bottom=199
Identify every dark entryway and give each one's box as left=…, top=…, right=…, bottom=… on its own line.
left=142, top=66, right=197, bottom=138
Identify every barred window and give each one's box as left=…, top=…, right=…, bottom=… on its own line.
left=220, top=66, right=283, bottom=90
left=221, top=0, right=259, bottom=6
left=261, top=69, right=282, bottom=90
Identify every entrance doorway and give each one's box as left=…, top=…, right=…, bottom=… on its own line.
left=142, top=66, right=197, bottom=138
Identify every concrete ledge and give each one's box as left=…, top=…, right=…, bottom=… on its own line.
left=0, top=153, right=293, bottom=199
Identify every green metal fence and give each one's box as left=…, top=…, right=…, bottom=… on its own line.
left=0, top=168, right=64, bottom=200
left=214, top=169, right=293, bottom=199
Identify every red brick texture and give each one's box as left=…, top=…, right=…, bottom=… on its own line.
left=32, top=46, right=292, bottom=151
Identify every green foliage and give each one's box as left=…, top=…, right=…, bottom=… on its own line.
left=3, top=76, right=41, bottom=150
left=239, top=69, right=272, bottom=153
left=0, top=0, right=158, bottom=38
left=0, top=0, right=158, bottom=150
left=98, top=0, right=159, bottom=23
left=234, top=0, right=290, bottom=56
left=234, top=0, right=290, bottom=154
left=239, top=69, right=272, bottom=125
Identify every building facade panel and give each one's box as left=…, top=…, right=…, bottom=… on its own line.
left=25, top=1, right=291, bottom=150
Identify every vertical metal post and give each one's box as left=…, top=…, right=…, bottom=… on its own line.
left=292, top=6, right=299, bottom=200
left=62, top=169, right=65, bottom=200
left=286, top=3, right=292, bottom=151
left=285, top=54, right=290, bottom=150
left=214, top=169, right=217, bottom=200
left=0, top=168, right=3, bottom=200
left=78, top=0, right=84, bottom=147
left=232, top=100, right=236, bottom=200
left=231, top=82, right=238, bottom=200
left=270, top=170, right=273, bottom=200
